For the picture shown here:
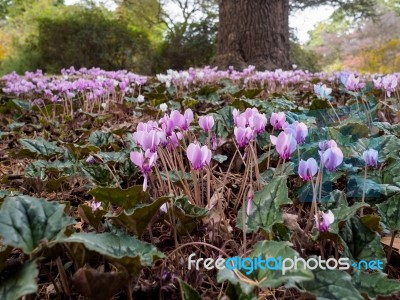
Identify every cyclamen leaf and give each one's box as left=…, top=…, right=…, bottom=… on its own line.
left=352, top=270, right=400, bottom=299
left=237, top=176, right=292, bottom=233
left=19, top=137, right=62, bottom=158
left=89, top=185, right=149, bottom=209
left=61, top=232, right=164, bottom=275
left=109, top=196, right=169, bottom=236
left=0, top=261, right=39, bottom=300
left=377, top=194, right=400, bottom=232
left=179, top=280, right=202, bottom=300
left=300, top=268, right=363, bottom=300
left=0, top=195, right=76, bottom=254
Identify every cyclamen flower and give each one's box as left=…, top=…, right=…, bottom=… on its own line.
left=382, top=75, right=398, bottom=97
left=246, top=188, right=254, bottom=216
left=159, top=115, right=175, bottom=136
left=136, top=121, right=158, bottom=132
left=170, top=109, right=193, bottom=131
left=187, top=143, right=212, bottom=170
left=345, top=74, right=364, bottom=91
left=283, top=121, right=308, bottom=144
left=182, top=109, right=194, bottom=130
left=270, top=112, right=286, bottom=130
left=363, top=149, right=378, bottom=167
left=167, top=131, right=183, bottom=150
left=298, top=158, right=318, bottom=181
left=319, top=140, right=337, bottom=152
left=315, top=210, right=334, bottom=233
left=199, top=115, right=215, bottom=133
left=159, top=103, right=168, bottom=112
left=314, top=83, right=332, bottom=99
left=234, top=126, right=253, bottom=148
left=86, top=155, right=96, bottom=164
left=270, top=131, right=297, bottom=160
left=130, top=150, right=158, bottom=191
left=249, top=113, right=268, bottom=134
left=89, top=200, right=101, bottom=212
left=321, top=146, right=343, bottom=172
left=133, top=129, right=160, bottom=153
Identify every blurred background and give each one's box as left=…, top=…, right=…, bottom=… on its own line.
left=0, top=0, right=399, bottom=75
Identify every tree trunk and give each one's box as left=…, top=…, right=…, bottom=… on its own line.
left=215, top=0, right=290, bottom=70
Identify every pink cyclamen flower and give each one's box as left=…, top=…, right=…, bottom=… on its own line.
left=382, top=75, right=398, bottom=97
left=130, top=150, right=158, bottom=191
left=283, top=121, right=308, bottom=144
left=170, top=110, right=185, bottom=130
left=270, top=112, right=286, bottom=130
left=249, top=113, right=268, bottom=134
left=321, top=146, right=343, bottom=172
left=270, top=131, right=297, bottom=160
left=345, top=74, right=363, bottom=91
left=315, top=210, right=334, bottom=233
left=187, top=143, right=212, bottom=170
left=319, top=139, right=337, bottom=152
left=199, top=115, right=215, bottom=133
left=167, top=131, right=183, bottom=150
left=298, top=158, right=318, bottom=181
left=182, top=108, right=194, bottom=130
left=232, top=109, right=241, bottom=126
left=234, top=126, right=253, bottom=148
left=246, top=188, right=254, bottom=216
left=89, top=200, right=101, bottom=212
left=159, top=114, right=175, bottom=136
left=363, top=149, right=378, bottom=167
left=133, top=129, right=160, bottom=153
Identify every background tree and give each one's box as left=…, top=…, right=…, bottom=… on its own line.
left=36, top=7, right=152, bottom=73
left=215, top=0, right=377, bottom=70
left=305, top=0, right=400, bottom=73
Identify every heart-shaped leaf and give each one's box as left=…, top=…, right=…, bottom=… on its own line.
left=89, top=186, right=149, bottom=209
left=352, top=270, right=400, bottom=299
left=180, top=280, right=202, bottom=300
left=61, top=232, right=164, bottom=275
left=19, top=137, right=62, bottom=158
left=300, top=268, right=363, bottom=299
left=0, top=195, right=76, bottom=254
left=377, top=194, right=400, bottom=232
left=339, top=216, right=386, bottom=263
left=237, top=176, right=292, bottom=233
left=109, top=197, right=169, bottom=236
left=0, top=261, right=39, bottom=300
left=252, top=241, right=314, bottom=289
left=88, top=131, right=115, bottom=148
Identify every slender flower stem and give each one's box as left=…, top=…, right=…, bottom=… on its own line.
left=266, top=129, right=274, bottom=170
left=280, top=158, right=286, bottom=176
left=235, top=147, right=251, bottom=210
left=328, top=100, right=340, bottom=123
left=361, top=164, right=368, bottom=217
left=387, top=231, right=398, bottom=268
left=250, top=142, right=261, bottom=190
left=192, top=169, right=200, bottom=206
left=207, top=166, right=211, bottom=206
left=273, top=158, right=282, bottom=178
left=318, top=162, right=324, bottom=203
left=305, top=175, right=318, bottom=234
left=242, top=194, right=247, bottom=255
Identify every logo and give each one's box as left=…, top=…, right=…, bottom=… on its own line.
left=188, top=254, right=384, bottom=275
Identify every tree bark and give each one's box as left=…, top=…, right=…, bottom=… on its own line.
left=215, top=0, right=290, bottom=70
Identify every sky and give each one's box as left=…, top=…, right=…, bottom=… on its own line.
left=64, top=0, right=335, bottom=43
